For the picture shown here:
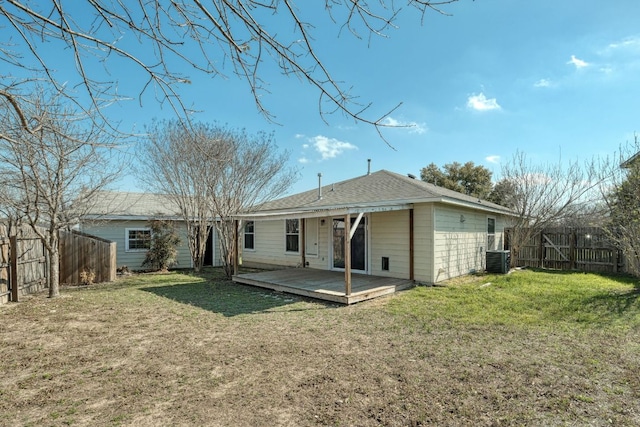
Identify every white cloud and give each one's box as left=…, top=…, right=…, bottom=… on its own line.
left=607, top=36, right=640, bottom=52
left=568, top=55, right=589, bottom=69
left=302, top=143, right=309, bottom=149
left=298, top=157, right=309, bottom=164
left=485, top=155, right=500, bottom=164
left=310, top=135, right=357, bottom=160
left=381, top=116, right=428, bottom=134
left=534, top=78, right=552, bottom=88
left=466, top=93, right=501, bottom=111
left=294, top=133, right=305, bottom=139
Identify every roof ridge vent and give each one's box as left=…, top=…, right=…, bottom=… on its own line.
left=407, top=173, right=417, bottom=179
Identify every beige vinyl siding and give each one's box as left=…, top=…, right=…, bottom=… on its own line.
left=412, top=203, right=435, bottom=283
left=370, top=210, right=410, bottom=279
left=81, top=219, right=192, bottom=270
left=432, top=205, right=505, bottom=282
left=241, top=220, right=302, bottom=268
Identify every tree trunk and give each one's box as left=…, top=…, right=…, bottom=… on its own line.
left=48, top=245, right=60, bottom=298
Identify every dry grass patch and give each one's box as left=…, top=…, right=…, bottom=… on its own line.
left=1, top=268, right=639, bottom=426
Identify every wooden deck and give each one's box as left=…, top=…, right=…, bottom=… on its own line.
left=232, top=268, right=414, bottom=305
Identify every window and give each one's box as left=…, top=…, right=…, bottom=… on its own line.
left=487, top=217, right=496, bottom=250
left=244, top=221, right=255, bottom=250
left=126, top=228, right=151, bottom=251
left=285, top=219, right=300, bottom=253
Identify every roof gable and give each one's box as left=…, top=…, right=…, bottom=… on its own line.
left=255, top=170, right=511, bottom=214
left=84, top=191, right=182, bottom=218
left=621, top=151, right=640, bottom=169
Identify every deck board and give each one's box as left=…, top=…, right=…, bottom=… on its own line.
left=232, top=268, right=414, bottom=304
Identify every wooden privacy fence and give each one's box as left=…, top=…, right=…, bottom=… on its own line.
left=0, top=231, right=48, bottom=304
left=59, top=230, right=117, bottom=286
left=1, top=228, right=116, bottom=304
left=508, top=227, right=624, bottom=274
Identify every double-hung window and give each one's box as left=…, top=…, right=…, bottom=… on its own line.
left=487, top=217, right=496, bottom=250
left=285, top=219, right=300, bottom=253
left=244, top=221, right=255, bottom=250
left=126, top=228, right=151, bottom=251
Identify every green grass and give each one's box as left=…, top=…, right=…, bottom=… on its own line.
left=388, top=269, right=640, bottom=329
left=2, top=267, right=640, bottom=426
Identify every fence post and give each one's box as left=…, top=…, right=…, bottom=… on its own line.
left=538, top=229, right=545, bottom=268
left=10, top=235, right=18, bottom=302
left=569, top=229, right=576, bottom=270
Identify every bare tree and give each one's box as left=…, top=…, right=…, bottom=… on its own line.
left=140, top=121, right=296, bottom=276
left=0, top=89, right=122, bottom=297
left=140, top=120, right=224, bottom=272
left=499, top=151, right=608, bottom=267
left=0, top=1, right=458, bottom=137
left=602, top=137, right=640, bottom=277
left=208, top=128, right=298, bottom=278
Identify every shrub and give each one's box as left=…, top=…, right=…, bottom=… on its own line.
left=142, top=219, right=181, bottom=271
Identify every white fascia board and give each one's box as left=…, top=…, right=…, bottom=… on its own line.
left=236, top=203, right=413, bottom=221
left=434, top=197, right=516, bottom=216
left=236, top=196, right=513, bottom=221
left=81, top=214, right=185, bottom=221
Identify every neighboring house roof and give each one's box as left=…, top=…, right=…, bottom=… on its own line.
left=621, top=151, right=640, bottom=169
left=239, top=170, right=513, bottom=220
left=83, top=191, right=182, bottom=220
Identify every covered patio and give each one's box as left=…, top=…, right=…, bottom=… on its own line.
left=232, top=268, right=414, bottom=305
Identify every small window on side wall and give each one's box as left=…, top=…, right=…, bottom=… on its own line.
left=244, top=221, right=255, bottom=250
left=285, top=219, right=300, bottom=253
left=487, top=217, right=496, bottom=250
left=126, top=228, right=151, bottom=252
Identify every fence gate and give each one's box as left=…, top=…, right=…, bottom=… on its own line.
left=10, top=235, right=48, bottom=301
left=509, top=227, right=624, bottom=274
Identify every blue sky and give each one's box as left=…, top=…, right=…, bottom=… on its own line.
left=97, top=1, right=640, bottom=195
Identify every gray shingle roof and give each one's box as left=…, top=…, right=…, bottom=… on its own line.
left=255, top=170, right=510, bottom=214
left=85, top=191, right=181, bottom=218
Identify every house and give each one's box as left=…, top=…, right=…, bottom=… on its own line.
left=233, top=170, right=513, bottom=303
left=78, top=191, right=222, bottom=270
left=621, top=151, right=640, bottom=169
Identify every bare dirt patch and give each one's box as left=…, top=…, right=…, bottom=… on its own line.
left=1, top=269, right=639, bottom=426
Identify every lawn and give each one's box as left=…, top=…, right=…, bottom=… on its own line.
left=0, top=268, right=639, bottom=426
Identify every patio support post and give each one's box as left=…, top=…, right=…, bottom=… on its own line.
left=344, top=213, right=352, bottom=296
left=301, top=218, right=306, bottom=268
left=233, top=219, right=239, bottom=276
left=409, top=208, right=414, bottom=281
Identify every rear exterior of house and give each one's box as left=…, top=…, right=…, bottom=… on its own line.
left=238, top=170, right=509, bottom=284
left=79, top=192, right=222, bottom=270
left=79, top=219, right=195, bottom=270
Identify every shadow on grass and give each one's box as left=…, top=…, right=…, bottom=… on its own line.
left=584, top=276, right=640, bottom=321
left=141, top=278, right=338, bottom=317
left=528, top=268, right=640, bottom=324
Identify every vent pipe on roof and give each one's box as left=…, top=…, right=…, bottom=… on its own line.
left=367, top=159, right=371, bottom=175
left=317, top=173, right=322, bottom=200
left=407, top=173, right=416, bottom=179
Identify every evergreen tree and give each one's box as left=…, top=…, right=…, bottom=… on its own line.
left=420, top=161, right=493, bottom=199
left=142, top=219, right=181, bottom=271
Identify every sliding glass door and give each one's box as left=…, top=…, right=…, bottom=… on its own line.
left=332, top=217, right=366, bottom=271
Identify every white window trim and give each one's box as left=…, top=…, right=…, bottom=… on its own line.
left=125, top=227, right=151, bottom=252
left=243, top=221, right=256, bottom=252
left=284, top=218, right=300, bottom=254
